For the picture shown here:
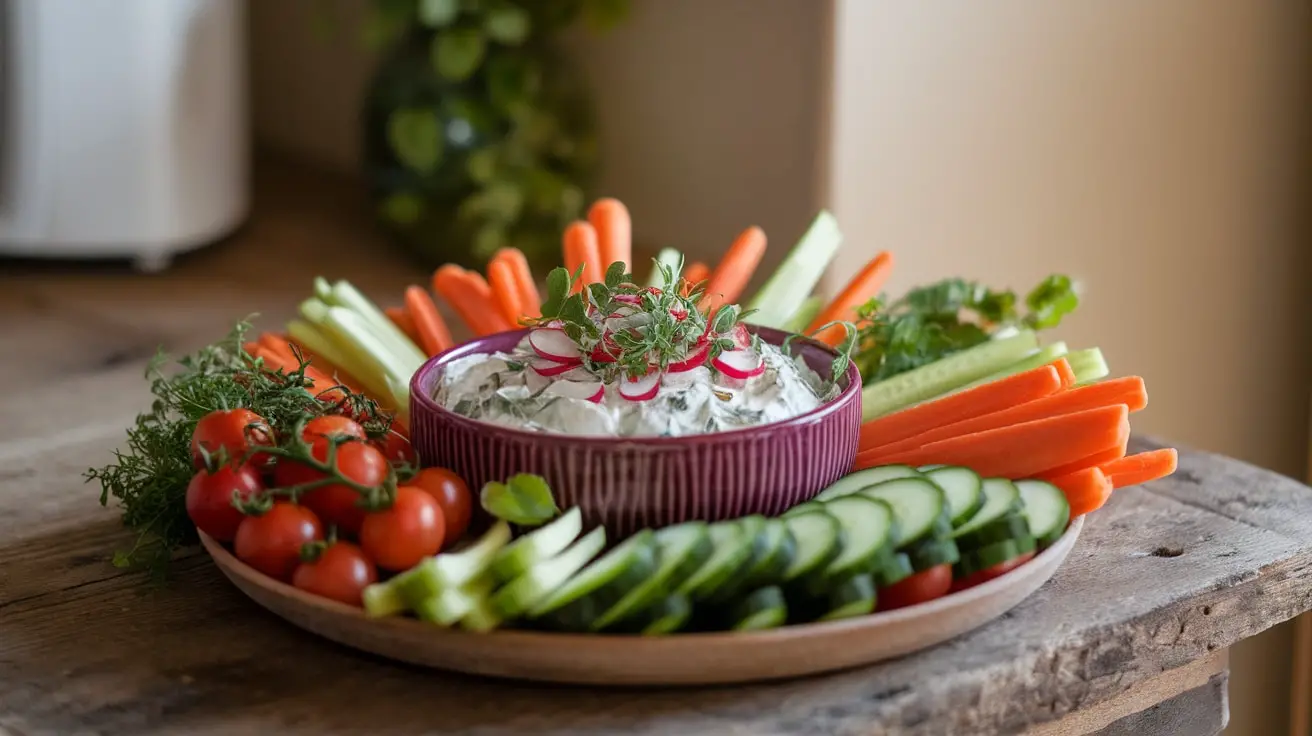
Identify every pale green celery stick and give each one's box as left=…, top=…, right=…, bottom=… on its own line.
left=327, top=280, right=427, bottom=369
left=322, top=307, right=412, bottom=402
left=781, top=296, right=825, bottom=335
left=745, top=211, right=843, bottom=329
left=952, top=342, right=1069, bottom=394
left=1067, top=348, right=1109, bottom=384
left=645, top=247, right=685, bottom=288
left=286, top=319, right=380, bottom=390
left=385, top=374, right=412, bottom=424
left=415, top=577, right=496, bottom=626
left=313, top=276, right=334, bottom=302
left=362, top=580, right=407, bottom=618
left=294, top=305, right=394, bottom=399
left=860, top=330, right=1038, bottom=421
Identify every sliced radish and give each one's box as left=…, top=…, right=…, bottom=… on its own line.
left=618, top=372, right=662, bottom=401
left=590, top=334, right=620, bottom=363
left=613, top=293, right=642, bottom=306
left=712, top=348, right=765, bottom=379
left=670, top=305, right=689, bottom=322
left=530, top=358, right=578, bottom=378
left=545, top=380, right=605, bottom=403
left=529, top=328, right=582, bottom=363
left=667, top=343, right=709, bottom=373
left=729, top=323, right=752, bottom=349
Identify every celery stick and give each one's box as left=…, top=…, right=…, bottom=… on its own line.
left=460, top=597, right=504, bottom=633
left=861, top=331, right=1039, bottom=420
left=397, top=522, right=514, bottom=605
left=414, top=577, right=496, bottom=626
left=1067, top=348, right=1109, bottom=384
left=322, top=307, right=412, bottom=400
left=645, top=247, right=684, bottom=288
left=294, top=305, right=394, bottom=399
left=953, top=342, right=1069, bottom=393
left=385, top=374, right=412, bottom=422
left=327, top=280, right=427, bottom=369
left=745, top=211, right=843, bottom=329
left=313, top=276, right=334, bottom=302
left=287, top=319, right=378, bottom=387
left=781, top=296, right=825, bottom=335
left=362, top=580, right=408, bottom=618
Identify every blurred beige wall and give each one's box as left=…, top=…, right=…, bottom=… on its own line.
left=824, top=2, right=1310, bottom=734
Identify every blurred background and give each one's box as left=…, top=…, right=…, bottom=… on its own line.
left=2, top=0, right=1308, bottom=732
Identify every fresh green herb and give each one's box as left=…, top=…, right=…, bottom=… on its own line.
left=480, top=473, right=560, bottom=526
left=853, top=275, right=1078, bottom=383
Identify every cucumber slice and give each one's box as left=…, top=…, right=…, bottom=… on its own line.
left=591, top=523, right=714, bottom=631
left=613, top=594, right=693, bottom=635
left=678, top=522, right=757, bottom=600
left=953, top=478, right=1022, bottom=536
left=393, top=521, right=513, bottom=604
left=1016, top=479, right=1072, bottom=548
left=924, top=466, right=985, bottom=526
left=917, top=464, right=947, bottom=472
left=700, top=516, right=769, bottom=602
left=955, top=535, right=1038, bottom=578
left=459, top=596, right=504, bottom=633
left=954, top=512, right=1032, bottom=552
left=781, top=511, right=843, bottom=582
left=1067, top=347, right=1109, bottom=384
left=488, top=508, right=583, bottom=582
left=861, top=330, right=1039, bottom=420
left=816, top=574, right=878, bottom=622
left=957, top=342, right=1070, bottom=393
left=362, top=580, right=407, bottom=618
left=529, top=531, right=658, bottom=626
left=856, top=477, right=947, bottom=548
left=744, top=211, right=844, bottom=330
left=814, top=496, right=897, bottom=584
left=782, top=500, right=827, bottom=518
left=729, top=587, right=789, bottom=631
left=490, top=526, right=606, bottom=619
left=873, top=552, right=915, bottom=588
left=414, top=576, right=496, bottom=626
left=815, top=465, right=924, bottom=502
left=736, top=518, right=797, bottom=593
left=904, top=536, right=960, bottom=571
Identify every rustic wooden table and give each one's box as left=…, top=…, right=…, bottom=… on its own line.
left=4, top=161, right=1311, bottom=736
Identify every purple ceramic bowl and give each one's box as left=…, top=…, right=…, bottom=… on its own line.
left=409, top=325, right=861, bottom=536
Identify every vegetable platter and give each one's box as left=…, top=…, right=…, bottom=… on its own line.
left=88, top=197, right=1179, bottom=685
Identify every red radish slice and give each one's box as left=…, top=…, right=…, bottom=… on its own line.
left=618, top=372, right=662, bottom=401
left=712, top=348, right=765, bottom=379
left=529, top=328, right=582, bottom=363
left=530, top=358, right=578, bottom=377
left=729, top=323, right=751, bottom=349
left=613, top=294, right=642, bottom=306
left=667, top=343, right=709, bottom=373
left=545, top=380, right=605, bottom=403
left=670, top=305, right=689, bottom=321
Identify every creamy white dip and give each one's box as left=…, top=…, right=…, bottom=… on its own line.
left=434, top=337, right=832, bottom=438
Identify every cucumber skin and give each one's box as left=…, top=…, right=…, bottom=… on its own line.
left=611, top=595, right=694, bottom=636
left=679, top=523, right=756, bottom=600
left=873, top=552, right=915, bottom=588
left=538, top=540, right=660, bottom=632
left=745, top=525, right=798, bottom=590
left=905, top=536, right=961, bottom=571
left=953, top=513, right=1032, bottom=553
left=781, top=512, right=844, bottom=582
left=592, top=527, right=716, bottom=632
left=954, top=535, right=1039, bottom=578
left=728, top=587, right=789, bottom=632
left=1015, top=479, right=1073, bottom=549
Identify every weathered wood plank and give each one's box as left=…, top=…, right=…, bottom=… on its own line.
left=1091, top=672, right=1228, bottom=736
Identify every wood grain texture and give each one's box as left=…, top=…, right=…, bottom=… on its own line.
left=3, top=159, right=1311, bottom=735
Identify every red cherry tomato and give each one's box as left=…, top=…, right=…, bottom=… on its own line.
left=273, top=440, right=389, bottom=537
left=948, top=552, right=1037, bottom=594
left=185, top=464, right=264, bottom=542
left=411, top=468, right=472, bottom=546
left=360, top=486, right=445, bottom=572
left=301, top=415, right=366, bottom=444
left=373, top=430, right=417, bottom=466
left=292, top=541, right=378, bottom=606
left=191, top=408, right=275, bottom=469
left=234, top=503, right=324, bottom=581
left=877, top=564, right=954, bottom=611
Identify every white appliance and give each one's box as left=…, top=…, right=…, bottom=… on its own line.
left=0, top=0, right=249, bottom=271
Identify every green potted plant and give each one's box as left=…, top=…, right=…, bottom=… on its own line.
left=359, top=0, right=631, bottom=272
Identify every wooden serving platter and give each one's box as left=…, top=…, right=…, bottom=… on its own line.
left=199, top=518, right=1083, bottom=687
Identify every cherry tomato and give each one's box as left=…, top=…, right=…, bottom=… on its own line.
left=877, top=564, right=954, bottom=611
left=273, top=440, right=389, bottom=537
left=191, top=409, right=274, bottom=469
left=948, top=552, right=1037, bottom=594
left=234, top=503, right=324, bottom=581
left=411, top=468, right=472, bottom=545
left=373, top=430, right=417, bottom=466
left=185, top=464, right=263, bottom=542
left=360, top=486, right=445, bottom=572
left=292, top=541, right=377, bottom=606
left=301, top=415, right=366, bottom=444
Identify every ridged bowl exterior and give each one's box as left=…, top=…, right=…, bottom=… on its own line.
left=409, top=326, right=861, bottom=536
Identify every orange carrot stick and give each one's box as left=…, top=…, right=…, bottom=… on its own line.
left=858, top=364, right=1064, bottom=452
left=1101, top=448, right=1179, bottom=489
left=493, top=247, right=541, bottom=318
left=258, top=333, right=300, bottom=366
left=864, top=375, right=1147, bottom=457
left=682, top=261, right=711, bottom=293
left=855, top=404, right=1131, bottom=480
left=248, top=344, right=333, bottom=390
left=588, top=198, right=632, bottom=274
left=432, top=265, right=512, bottom=337
left=281, top=338, right=370, bottom=397
left=1049, top=466, right=1114, bottom=517
left=1035, top=439, right=1128, bottom=481
left=384, top=307, right=421, bottom=345
left=486, top=258, right=525, bottom=327
left=563, top=221, right=603, bottom=294
left=1052, top=358, right=1077, bottom=389
left=809, top=251, right=895, bottom=345
left=404, top=286, right=456, bottom=357
left=701, top=226, right=767, bottom=313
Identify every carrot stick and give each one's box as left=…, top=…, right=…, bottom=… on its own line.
left=700, top=226, right=767, bottom=313
left=863, top=375, right=1147, bottom=456
left=248, top=344, right=333, bottom=391
left=257, top=333, right=300, bottom=366
left=432, top=265, right=512, bottom=337
left=588, top=198, right=632, bottom=274
left=486, top=258, right=525, bottom=327
left=1049, top=466, right=1114, bottom=517
left=682, top=261, right=711, bottom=290
left=384, top=307, right=421, bottom=345
left=563, top=221, right=603, bottom=294
left=404, top=286, right=456, bottom=357
left=281, top=337, right=370, bottom=397
left=1035, top=439, right=1128, bottom=481
left=493, top=247, right=541, bottom=319
left=1052, top=358, right=1078, bottom=389
left=1101, top=448, right=1179, bottom=489
left=858, top=364, right=1064, bottom=452
left=809, top=251, right=894, bottom=345
left=854, top=404, right=1131, bottom=480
